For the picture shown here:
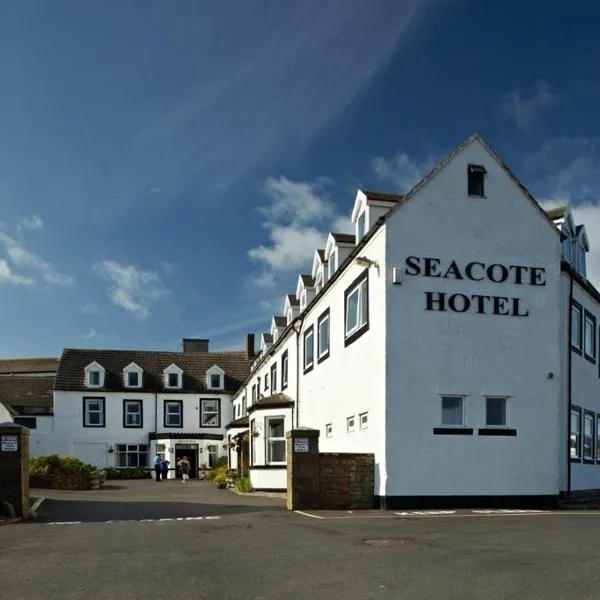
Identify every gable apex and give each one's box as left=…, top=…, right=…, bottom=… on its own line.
left=382, top=133, right=561, bottom=238
left=84, top=361, right=105, bottom=372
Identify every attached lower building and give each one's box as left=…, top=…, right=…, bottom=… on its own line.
left=229, top=133, right=600, bottom=508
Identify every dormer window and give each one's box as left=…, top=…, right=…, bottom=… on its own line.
left=84, top=361, right=105, bottom=388
left=467, top=164, right=486, bottom=197
left=357, top=212, right=366, bottom=242
left=163, top=363, right=183, bottom=389
left=123, top=362, right=143, bottom=389
left=328, top=251, right=338, bottom=278
left=287, top=309, right=293, bottom=324
left=300, top=291, right=307, bottom=310
left=206, top=365, right=225, bottom=390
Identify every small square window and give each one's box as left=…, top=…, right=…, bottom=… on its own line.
left=127, top=372, right=139, bottom=387
left=89, top=371, right=100, bottom=386
left=165, top=401, right=183, bottom=428
left=359, top=412, right=368, bottom=429
left=210, top=374, right=221, bottom=389
left=325, top=423, right=332, bottom=438
left=467, top=164, right=486, bottom=197
left=441, top=396, right=463, bottom=426
left=346, top=416, right=355, bottom=432
left=167, top=372, right=180, bottom=388
left=485, top=397, right=507, bottom=427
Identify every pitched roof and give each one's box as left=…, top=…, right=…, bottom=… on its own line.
left=363, top=190, right=404, bottom=203
left=262, top=333, right=273, bottom=343
left=225, top=416, right=249, bottom=429
left=545, top=205, right=569, bottom=220
left=286, top=294, right=299, bottom=306
left=317, top=249, right=326, bottom=261
left=55, top=348, right=252, bottom=393
left=0, top=357, right=59, bottom=374
left=247, top=393, right=294, bottom=413
left=331, top=233, right=355, bottom=244
left=273, top=316, right=287, bottom=328
left=300, top=274, right=315, bottom=287
left=0, top=376, right=54, bottom=415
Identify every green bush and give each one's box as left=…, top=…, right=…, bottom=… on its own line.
left=103, top=467, right=151, bottom=480
left=206, top=456, right=229, bottom=482
left=212, top=471, right=227, bottom=484
left=234, top=476, right=253, bottom=493
left=29, top=455, right=94, bottom=477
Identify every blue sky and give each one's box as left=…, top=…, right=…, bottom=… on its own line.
left=1, top=0, right=600, bottom=357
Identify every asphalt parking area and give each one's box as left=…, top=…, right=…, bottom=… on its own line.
left=3, top=509, right=600, bottom=599
left=30, top=479, right=285, bottom=524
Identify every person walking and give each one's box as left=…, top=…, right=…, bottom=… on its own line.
left=153, top=454, right=162, bottom=482
left=177, top=456, right=191, bottom=482
left=160, top=457, right=170, bottom=480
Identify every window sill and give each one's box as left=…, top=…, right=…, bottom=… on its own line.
left=303, top=363, right=314, bottom=375
left=583, top=457, right=595, bottom=464
left=317, top=350, right=330, bottom=364
left=344, top=323, right=369, bottom=347
left=570, top=456, right=582, bottom=463
left=571, top=346, right=583, bottom=356
left=584, top=353, right=596, bottom=365
left=83, top=424, right=106, bottom=428
left=478, top=428, right=517, bottom=437
left=123, top=425, right=143, bottom=429
left=433, top=427, right=473, bottom=435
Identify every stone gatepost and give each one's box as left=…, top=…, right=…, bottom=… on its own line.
left=0, top=422, right=30, bottom=519
left=286, top=428, right=320, bottom=511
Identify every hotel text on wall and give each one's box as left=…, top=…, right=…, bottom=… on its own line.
left=404, top=256, right=547, bottom=317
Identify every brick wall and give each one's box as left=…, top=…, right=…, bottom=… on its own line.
left=318, top=453, right=374, bottom=509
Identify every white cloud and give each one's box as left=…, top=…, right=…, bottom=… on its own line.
left=80, top=303, right=100, bottom=315
left=81, top=329, right=97, bottom=340
left=0, top=259, right=35, bottom=286
left=0, top=231, right=73, bottom=286
left=371, top=151, right=433, bottom=192
left=94, top=260, right=166, bottom=320
left=502, top=80, right=559, bottom=131
left=248, top=177, right=352, bottom=278
left=18, top=215, right=43, bottom=232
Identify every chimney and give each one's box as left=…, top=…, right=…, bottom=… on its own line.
left=182, top=338, right=209, bottom=353
left=245, top=333, right=255, bottom=359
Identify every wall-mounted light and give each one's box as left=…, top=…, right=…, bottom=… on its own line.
left=355, top=256, right=379, bottom=269
left=392, top=267, right=404, bottom=284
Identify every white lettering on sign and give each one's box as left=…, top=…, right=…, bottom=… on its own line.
left=1, top=435, right=18, bottom=452
left=294, top=438, right=309, bottom=453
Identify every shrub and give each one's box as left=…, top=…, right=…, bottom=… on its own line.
left=29, top=455, right=94, bottom=477
left=103, top=467, right=151, bottom=480
left=206, top=456, right=229, bottom=482
left=234, top=476, right=253, bottom=493
left=212, top=471, right=227, bottom=484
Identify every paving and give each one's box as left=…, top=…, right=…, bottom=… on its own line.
left=3, top=485, right=600, bottom=599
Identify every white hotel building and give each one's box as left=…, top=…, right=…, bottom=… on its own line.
left=227, top=133, right=600, bottom=509
left=7, top=133, right=600, bottom=508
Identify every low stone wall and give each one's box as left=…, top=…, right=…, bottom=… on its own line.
left=319, top=453, right=375, bottom=509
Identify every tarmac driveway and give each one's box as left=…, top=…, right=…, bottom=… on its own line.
left=31, top=479, right=285, bottom=524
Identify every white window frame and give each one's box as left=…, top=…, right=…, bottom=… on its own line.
left=328, top=250, right=338, bottom=279
left=440, top=395, right=464, bottom=427
left=265, top=416, right=286, bottom=465
left=359, top=412, right=368, bottom=429
left=304, top=327, right=314, bottom=371
left=300, top=290, right=307, bottom=310
left=583, top=410, right=595, bottom=462
left=270, top=363, right=277, bottom=392
left=571, top=302, right=582, bottom=351
left=570, top=406, right=581, bottom=460
left=345, top=277, right=368, bottom=339
left=325, top=423, right=332, bottom=438
left=584, top=311, right=596, bottom=361
left=164, top=400, right=183, bottom=428
left=116, top=443, right=149, bottom=468
left=281, top=352, right=288, bottom=389
left=485, top=396, right=507, bottom=427
left=317, top=311, right=330, bottom=360
left=357, top=211, right=366, bottom=241
left=84, top=361, right=105, bottom=388
left=346, top=415, right=355, bottom=432
left=206, top=365, right=225, bottom=390
left=83, top=397, right=105, bottom=427
left=123, top=399, right=143, bottom=428
left=163, top=364, right=183, bottom=389
left=200, top=398, right=220, bottom=428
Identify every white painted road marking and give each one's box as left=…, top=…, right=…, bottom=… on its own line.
left=44, top=516, right=222, bottom=525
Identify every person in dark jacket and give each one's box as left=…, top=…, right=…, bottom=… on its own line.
left=160, top=458, right=170, bottom=480
left=153, top=455, right=162, bottom=482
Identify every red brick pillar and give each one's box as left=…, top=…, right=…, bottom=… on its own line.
left=286, top=428, right=320, bottom=511
left=0, top=423, right=30, bottom=519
